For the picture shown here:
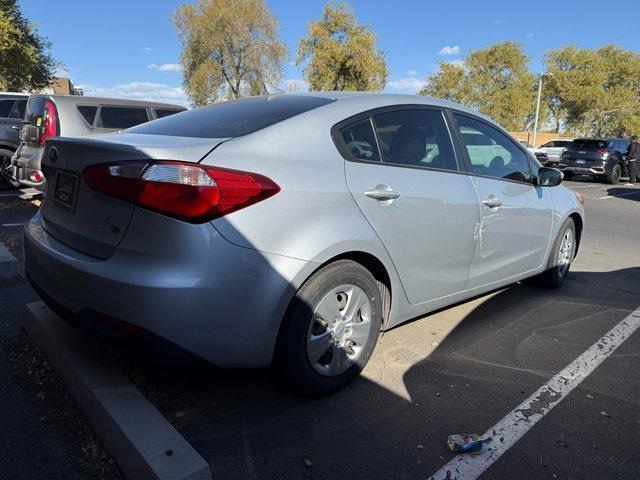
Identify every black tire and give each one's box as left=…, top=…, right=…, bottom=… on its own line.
left=607, top=164, right=622, bottom=184
left=562, top=171, right=573, bottom=181
left=535, top=218, right=576, bottom=288
left=273, top=260, right=382, bottom=396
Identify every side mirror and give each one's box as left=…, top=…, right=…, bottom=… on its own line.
left=538, top=167, right=563, bottom=187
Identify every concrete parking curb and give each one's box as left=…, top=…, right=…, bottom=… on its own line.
left=0, top=242, right=20, bottom=280
left=23, top=302, right=213, bottom=480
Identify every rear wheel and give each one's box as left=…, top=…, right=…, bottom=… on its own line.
left=535, top=218, right=576, bottom=288
left=274, top=260, right=382, bottom=396
left=607, top=164, right=622, bottom=184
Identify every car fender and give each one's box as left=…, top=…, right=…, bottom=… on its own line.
left=545, top=185, right=585, bottom=263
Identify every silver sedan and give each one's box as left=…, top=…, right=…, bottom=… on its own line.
left=24, top=93, right=585, bottom=395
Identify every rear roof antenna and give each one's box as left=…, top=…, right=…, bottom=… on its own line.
left=261, top=82, right=284, bottom=96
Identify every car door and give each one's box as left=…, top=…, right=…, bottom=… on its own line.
left=5, top=98, right=26, bottom=146
left=450, top=112, right=553, bottom=289
left=339, top=107, right=480, bottom=305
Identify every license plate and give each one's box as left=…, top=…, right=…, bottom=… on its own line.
left=574, top=159, right=586, bottom=165
left=53, top=171, right=78, bottom=210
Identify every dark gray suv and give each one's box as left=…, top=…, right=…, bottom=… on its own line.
left=0, top=92, right=29, bottom=182
left=7, top=94, right=186, bottom=190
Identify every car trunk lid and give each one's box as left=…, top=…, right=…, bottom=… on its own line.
left=40, top=134, right=228, bottom=259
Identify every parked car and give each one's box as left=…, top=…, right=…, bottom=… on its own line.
left=6, top=94, right=186, bottom=190
left=519, top=140, right=548, bottom=163
left=560, top=137, right=630, bottom=183
left=0, top=92, right=29, bottom=179
left=24, top=93, right=584, bottom=396
left=538, top=139, right=572, bottom=165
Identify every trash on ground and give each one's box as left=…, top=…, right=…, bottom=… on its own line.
left=447, top=434, right=485, bottom=454
left=600, top=411, right=610, bottom=417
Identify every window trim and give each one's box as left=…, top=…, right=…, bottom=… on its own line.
left=446, top=109, right=536, bottom=186
left=331, top=104, right=463, bottom=174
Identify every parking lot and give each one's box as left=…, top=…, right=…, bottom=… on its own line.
left=1, top=178, right=639, bottom=480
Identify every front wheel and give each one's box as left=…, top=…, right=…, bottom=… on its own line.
left=535, top=218, right=576, bottom=288
left=607, top=164, right=622, bottom=184
left=273, top=260, right=382, bottom=396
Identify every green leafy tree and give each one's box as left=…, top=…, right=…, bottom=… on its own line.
left=0, top=0, right=56, bottom=91
left=544, top=45, right=640, bottom=137
left=174, top=0, right=287, bottom=106
left=296, top=1, right=388, bottom=91
left=420, top=42, right=536, bottom=131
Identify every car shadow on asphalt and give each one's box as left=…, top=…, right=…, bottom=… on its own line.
left=603, top=187, right=640, bottom=202
left=104, top=267, right=640, bottom=480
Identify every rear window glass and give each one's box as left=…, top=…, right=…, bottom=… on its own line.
left=25, top=95, right=47, bottom=124
left=570, top=139, right=607, bottom=149
left=99, top=106, right=149, bottom=129
left=154, top=108, right=184, bottom=119
left=0, top=99, right=14, bottom=118
left=339, top=119, right=380, bottom=161
left=129, top=96, right=335, bottom=138
left=77, top=105, right=98, bottom=126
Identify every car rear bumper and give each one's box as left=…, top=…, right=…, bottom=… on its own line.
left=10, top=145, right=46, bottom=189
left=559, top=165, right=607, bottom=175
left=24, top=208, right=314, bottom=368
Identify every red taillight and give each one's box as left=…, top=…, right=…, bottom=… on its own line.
left=596, top=148, right=608, bottom=157
left=83, top=161, right=280, bottom=223
left=41, top=100, right=58, bottom=145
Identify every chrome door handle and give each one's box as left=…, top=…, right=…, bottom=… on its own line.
left=482, top=195, right=502, bottom=208
left=365, top=185, right=400, bottom=201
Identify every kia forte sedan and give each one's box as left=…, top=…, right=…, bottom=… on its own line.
left=24, top=93, right=584, bottom=395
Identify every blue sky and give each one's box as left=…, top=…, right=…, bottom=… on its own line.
left=21, top=0, right=640, bottom=106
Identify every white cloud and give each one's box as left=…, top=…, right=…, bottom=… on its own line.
left=386, top=76, right=426, bottom=92
left=438, top=45, right=460, bottom=56
left=525, top=33, right=534, bottom=38
left=77, top=81, right=188, bottom=107
left=442, top=59, right=465, bottom=67
left=492, top=19, right=508, bottom=24
left=53, top=65, right=70, bottom=77
left=407, top=69, right=418, bottom=76
left=143, top=46, right=152, bottom=51
left=284, top=78, right=308, bottom=93
left=148, top=63, right=182, bottom=73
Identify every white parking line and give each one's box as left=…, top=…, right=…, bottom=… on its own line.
left=2, top=223, right=24, bottom=227
left=596, top=191, right=640, bottom=200
left=428, top=308, right=640, bottom=480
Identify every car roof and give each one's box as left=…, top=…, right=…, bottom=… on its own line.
left=0, top=92, right=30, bottom=97
left=34, top=93, right=185, bottom=109
left=283, top=91, right=498, bottom=126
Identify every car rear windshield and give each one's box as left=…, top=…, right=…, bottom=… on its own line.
left=128, top=95, right=335, bottom=138
left=570, top=139, right=607, bottom=149
left=24, top=95, right=47, bottom=124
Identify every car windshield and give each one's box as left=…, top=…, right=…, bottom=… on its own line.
left=128, top=95, right=335, bottom=138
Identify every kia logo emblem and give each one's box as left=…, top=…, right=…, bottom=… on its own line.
left=48, top=147, right=59, bottom=162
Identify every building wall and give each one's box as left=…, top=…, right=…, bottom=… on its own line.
left=510, top=131, right=573, bottom=147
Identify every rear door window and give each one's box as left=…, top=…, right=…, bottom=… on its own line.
left=10, top=99, right=26, bottom=119
left=77, top=105, right=98, bottom=126
left=0, top=99, right=15, bottom=118
left=129, top=95, right=334, bottom=138
left=98, top=106, right=149, bottom=129
left=339, top=119, right=380, bottom=161
left=373, top=109, right=457, bottom=171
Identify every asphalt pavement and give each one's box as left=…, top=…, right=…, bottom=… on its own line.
left=0, top=177, right=639, bottom=480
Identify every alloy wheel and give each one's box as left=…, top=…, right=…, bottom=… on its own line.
left=557, top=228, right=574, bottom=278
left=306, top=284, right=372, bottom=376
